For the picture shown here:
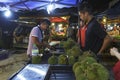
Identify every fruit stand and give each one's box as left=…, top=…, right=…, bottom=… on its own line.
left=8, top=39, right=115, bottom=80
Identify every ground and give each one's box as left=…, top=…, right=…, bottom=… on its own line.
left=0, top=50, right=28, bottom=80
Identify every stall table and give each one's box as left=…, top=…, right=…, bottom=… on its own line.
left=8, top=64, right=50, bottom=80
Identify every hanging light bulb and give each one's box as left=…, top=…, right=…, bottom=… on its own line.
left=47, top=3, right=55, bottom=14
left=4, top=10, right=11, bottom=18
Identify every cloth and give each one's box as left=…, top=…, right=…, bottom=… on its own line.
left=27, top=26, right=43, bottom=56
left=79, top=18, right=107, bottom=53
left=79, top=26, right=87, bottom=48
left=113, top=61, right=120, bottom=80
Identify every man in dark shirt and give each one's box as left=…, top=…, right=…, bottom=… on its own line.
left=78, top=2, right=112, bottom=55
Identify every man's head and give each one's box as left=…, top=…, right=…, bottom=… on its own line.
left=78, top=2, right=93, bottom=23
left=39, top=19, right=51, bottom=30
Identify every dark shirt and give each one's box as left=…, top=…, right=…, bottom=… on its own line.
left=81, top=18, right=107, bottom=54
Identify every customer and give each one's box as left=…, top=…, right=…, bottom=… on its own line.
left=27, top=19, right=51, bottom=57
left=78, top=2, right=112, bottom=55
left=110, top=47, right=120, bottom=60
left=110, top=47, right=120, bottom=80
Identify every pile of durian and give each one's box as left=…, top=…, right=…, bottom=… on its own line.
left=48, top=38, right=109, bottom=80
left=73, top=51, right=109, bottom=80
left=48, top=38, right=82, bottom=65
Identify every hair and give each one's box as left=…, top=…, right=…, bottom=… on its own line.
left=40, top=19, right=51, bottom=26
left=78, top=2, right=93, bottom=15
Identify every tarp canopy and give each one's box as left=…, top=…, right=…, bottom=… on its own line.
left=106, top=2, right=120, bottom=18
left=0, top=0, right=79, bottom=11
left=97, top=1, right=120, bottom=19
left=0, top=0, right=117, bottom=12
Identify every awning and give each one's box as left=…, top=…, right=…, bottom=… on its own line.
left=50, top=17, right=68, bottom=23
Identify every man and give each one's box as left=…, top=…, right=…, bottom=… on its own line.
left=27, top=19, right=51, bottom=57
left=78, top=2, right=112, bottom=55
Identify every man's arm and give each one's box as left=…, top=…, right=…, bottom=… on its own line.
left=32, top=36, right=44, bottom=49
left=98, top=35, right=112, bottom=53
left=32, top=36, right=51, bottom=49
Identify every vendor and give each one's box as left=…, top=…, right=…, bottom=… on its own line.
left=78, top=2, right=112, bottom=55
left=27, top=19, right=51, bottom=58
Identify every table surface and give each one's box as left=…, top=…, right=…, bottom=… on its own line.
left=11, top=64, right=50, bottom=80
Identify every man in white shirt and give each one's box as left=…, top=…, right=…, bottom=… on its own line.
left=27, top=19, right=51, bottom=57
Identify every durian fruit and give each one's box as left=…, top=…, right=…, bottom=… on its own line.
left=67, top=45, right=82, bottom=57
left=76, top=73, right=88, bottom=80
left=58, top=54, right=68, bottom=65
left=63, top=38, right=76, bottom=51
left=92, top=63, right=109, bottom=80
left=74, top=65, right=88, bottom=80
left=83, top=51, right=95, bottom=56
left=66, top=49, right=71, bottom=55
left=78, top=51, right=97, bottom=61
left=83, top=51, right=97, bottom=59
left=73, top=61, right=97, bottom=80
left=87, top=67, right=98, bottom=80
left=80, top=57, right=97, bottom=69
left=73, top=62, right=81, bottom=72
left=32, top=55, right=42, bottom=64
left=68, top=56, right=76, bottom=65
left=48, top=55, right=58, bottom=65
left=86, top=63, right=109, bottom=80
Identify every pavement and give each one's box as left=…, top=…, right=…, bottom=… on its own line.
left=0, top=50, right=28, bottom=80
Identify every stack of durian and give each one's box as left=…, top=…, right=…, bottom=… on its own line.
left=48, top=38, right=82, bottom=65
left=48, top=38, right=109, bottom=80
left=73, top=51, right=109, bottom=80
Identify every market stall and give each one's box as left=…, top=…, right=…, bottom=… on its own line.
left=8, top=38, right=116, bottom=80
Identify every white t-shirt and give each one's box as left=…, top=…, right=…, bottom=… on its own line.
left=27, top=26, right=43, bottom=56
